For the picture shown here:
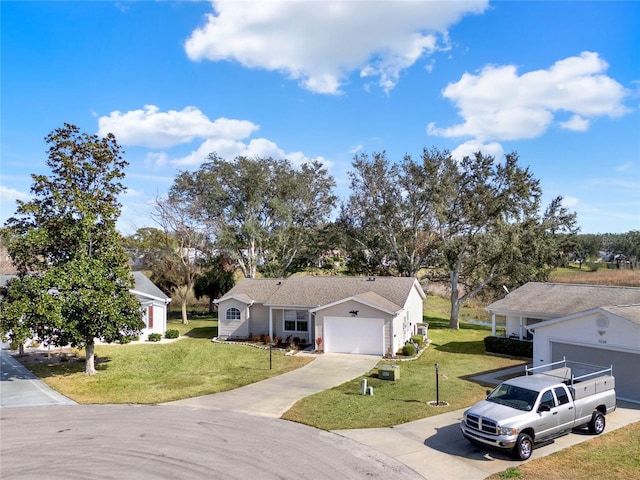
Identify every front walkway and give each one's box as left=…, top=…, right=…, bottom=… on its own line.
left=164, top=352, right=380, bottom=417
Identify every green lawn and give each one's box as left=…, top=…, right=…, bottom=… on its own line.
left=282, top=317, right=524, bottom=429
left=22, top=299, right=522, bottom=428
left=26, top=318, right=313, bottom=404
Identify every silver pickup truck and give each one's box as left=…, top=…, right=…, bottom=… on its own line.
left=460, top=359, right=616, bottom=460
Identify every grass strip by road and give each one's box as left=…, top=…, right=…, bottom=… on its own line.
left=20, top=319, right=313, bottom=404
left=488, top=421, right=640, bottom=480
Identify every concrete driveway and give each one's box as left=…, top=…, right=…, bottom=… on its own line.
left=165, top=352, right=381, bottom=417
left=334, top=402, right=640, bottom=480
left=0, top=350, right=76, bottom=408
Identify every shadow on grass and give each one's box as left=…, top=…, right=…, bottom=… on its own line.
left=433, top=340, right=486, bottom=355
left=18, top=353, right=113, bottom=378
left=423, top=316, right=490, bottom=331
left=183, top=326, right=218, bottom=338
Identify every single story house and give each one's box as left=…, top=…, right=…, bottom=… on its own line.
left=486, top=282, right=640, bottom=404
left=0, top=272, right=170, bottom=341
left=131, top=271, right=171, bottom=339
left=215, top=276, right=426, bottom=356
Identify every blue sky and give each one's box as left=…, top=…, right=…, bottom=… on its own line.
left=2, top=1, right=639, bottom=236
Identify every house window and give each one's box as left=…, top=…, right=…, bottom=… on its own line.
left=226, top=307, right=241, bottom=321
left=283, top=310, right=308, bottom=332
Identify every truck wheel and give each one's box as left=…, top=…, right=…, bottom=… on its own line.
left=588, top=412, right=605, bottom=435
left=513, top=433, right=533, bottom=460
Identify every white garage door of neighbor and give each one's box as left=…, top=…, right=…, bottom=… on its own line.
left=324, top=316, right=384, bottom=355
left=552, top=342, right=640, bottom=404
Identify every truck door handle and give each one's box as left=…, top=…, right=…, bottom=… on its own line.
left=553, top=412, right=558, bottom=415
left=568, top=407, right=573, bottom=410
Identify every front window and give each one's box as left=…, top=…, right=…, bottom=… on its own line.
left=226, top=307, right=241, bottom=321
left=283, top=310, right=308, bottom=332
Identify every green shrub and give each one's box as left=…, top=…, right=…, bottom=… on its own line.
left=120, top=336, right=133, bottom=344
left=484, top=336, right=533, bottom=357
left=410, top=335, right=423, bottom=347
left=148, top=333, right=162, bottom=342
left=402, top=342, right=416, bottom=356
left=164, top=329, right=179, bottom=339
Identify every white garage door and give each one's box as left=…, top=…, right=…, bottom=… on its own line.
left=552, top=342, right=640, bottom=404
left=324, top=316, right=384, bottom=355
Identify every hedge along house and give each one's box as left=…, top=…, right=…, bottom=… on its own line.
left=486, top=282, right=640, bottom=404
left=215, top=276, right=426, bottom=356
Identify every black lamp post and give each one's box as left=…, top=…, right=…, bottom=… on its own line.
left=435, top=362, right=440, bottom=406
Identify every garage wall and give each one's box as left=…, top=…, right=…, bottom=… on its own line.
left=316, top=300, right=393, bottom=355
left=533, top=311, right=640, bottom=403
left=405, top=284, right=425, bottom=330
left=551, top=342, right=639, bottom=403
left=324, top=316, right=384, bottom=355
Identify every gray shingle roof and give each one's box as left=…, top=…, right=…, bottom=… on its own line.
left=220, top=276, right=423, bottom=311
left=601, top=304, right=640, bottom=325
left=1, top=271, right=169, bottom=302
left=131, top=271, right=170, bottom=301
left=487, top=282, right=640, bottom=317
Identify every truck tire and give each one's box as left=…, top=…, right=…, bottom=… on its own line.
left=513, top=433, right=533, bottom=460
left=588, top=411, right=605, bottom=435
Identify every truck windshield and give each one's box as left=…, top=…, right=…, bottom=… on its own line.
left=487, top=384, right=538, bottom=411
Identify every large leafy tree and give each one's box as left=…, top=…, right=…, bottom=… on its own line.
left=344, top=148, right=577, bottom=329
left=170, top=154, right=337, bottom=278
left=0, top=124, right=143, bottom=374
left=345, top=151, right=439, bottom=276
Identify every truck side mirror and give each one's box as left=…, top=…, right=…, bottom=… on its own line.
left=538, top=404, right=551, bottom=413
left=486, top=390, right=491, bottom=396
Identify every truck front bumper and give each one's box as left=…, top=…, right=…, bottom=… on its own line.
left=460, top=420, right=518, bottom=450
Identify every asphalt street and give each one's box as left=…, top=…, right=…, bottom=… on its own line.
left=0, top=405, right=421, bottom=480
left=2, top=349, right=639, bottom=480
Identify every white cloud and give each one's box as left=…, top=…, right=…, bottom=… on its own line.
left=172, top=136, right=331, bottom=170
left=0, top=185, right=31, bottom=203
left=97, top=105, right=259, bottom=148
left=450, top=140, right=503, bottom=161
left=560, top=114, right=590, bottom=131
left=98, top=105, right=330, bottom=171
left=428, top=52, right=630, bottom=142
left=184, top=0, right=489, bottom=94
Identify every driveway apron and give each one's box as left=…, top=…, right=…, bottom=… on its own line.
left=0, top=350, right=76, bottom=408
left=164, top=352, right=380, bottom=417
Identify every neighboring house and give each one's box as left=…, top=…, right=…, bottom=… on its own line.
left=486, top=282, right=640, bottom=404
left=215, top=276, right=426, bottom=356
left=131, top=271, right=171, bottom=339
left=0, top=272, right=170, bottom=341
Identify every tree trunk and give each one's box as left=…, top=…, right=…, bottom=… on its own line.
left=181, top=297, right=189, bottom=325
left=449, top=269, right=461, bottom=330
left=449, top=295, right=461, bottom=330
left=85, top=341, right=96, bottom=375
